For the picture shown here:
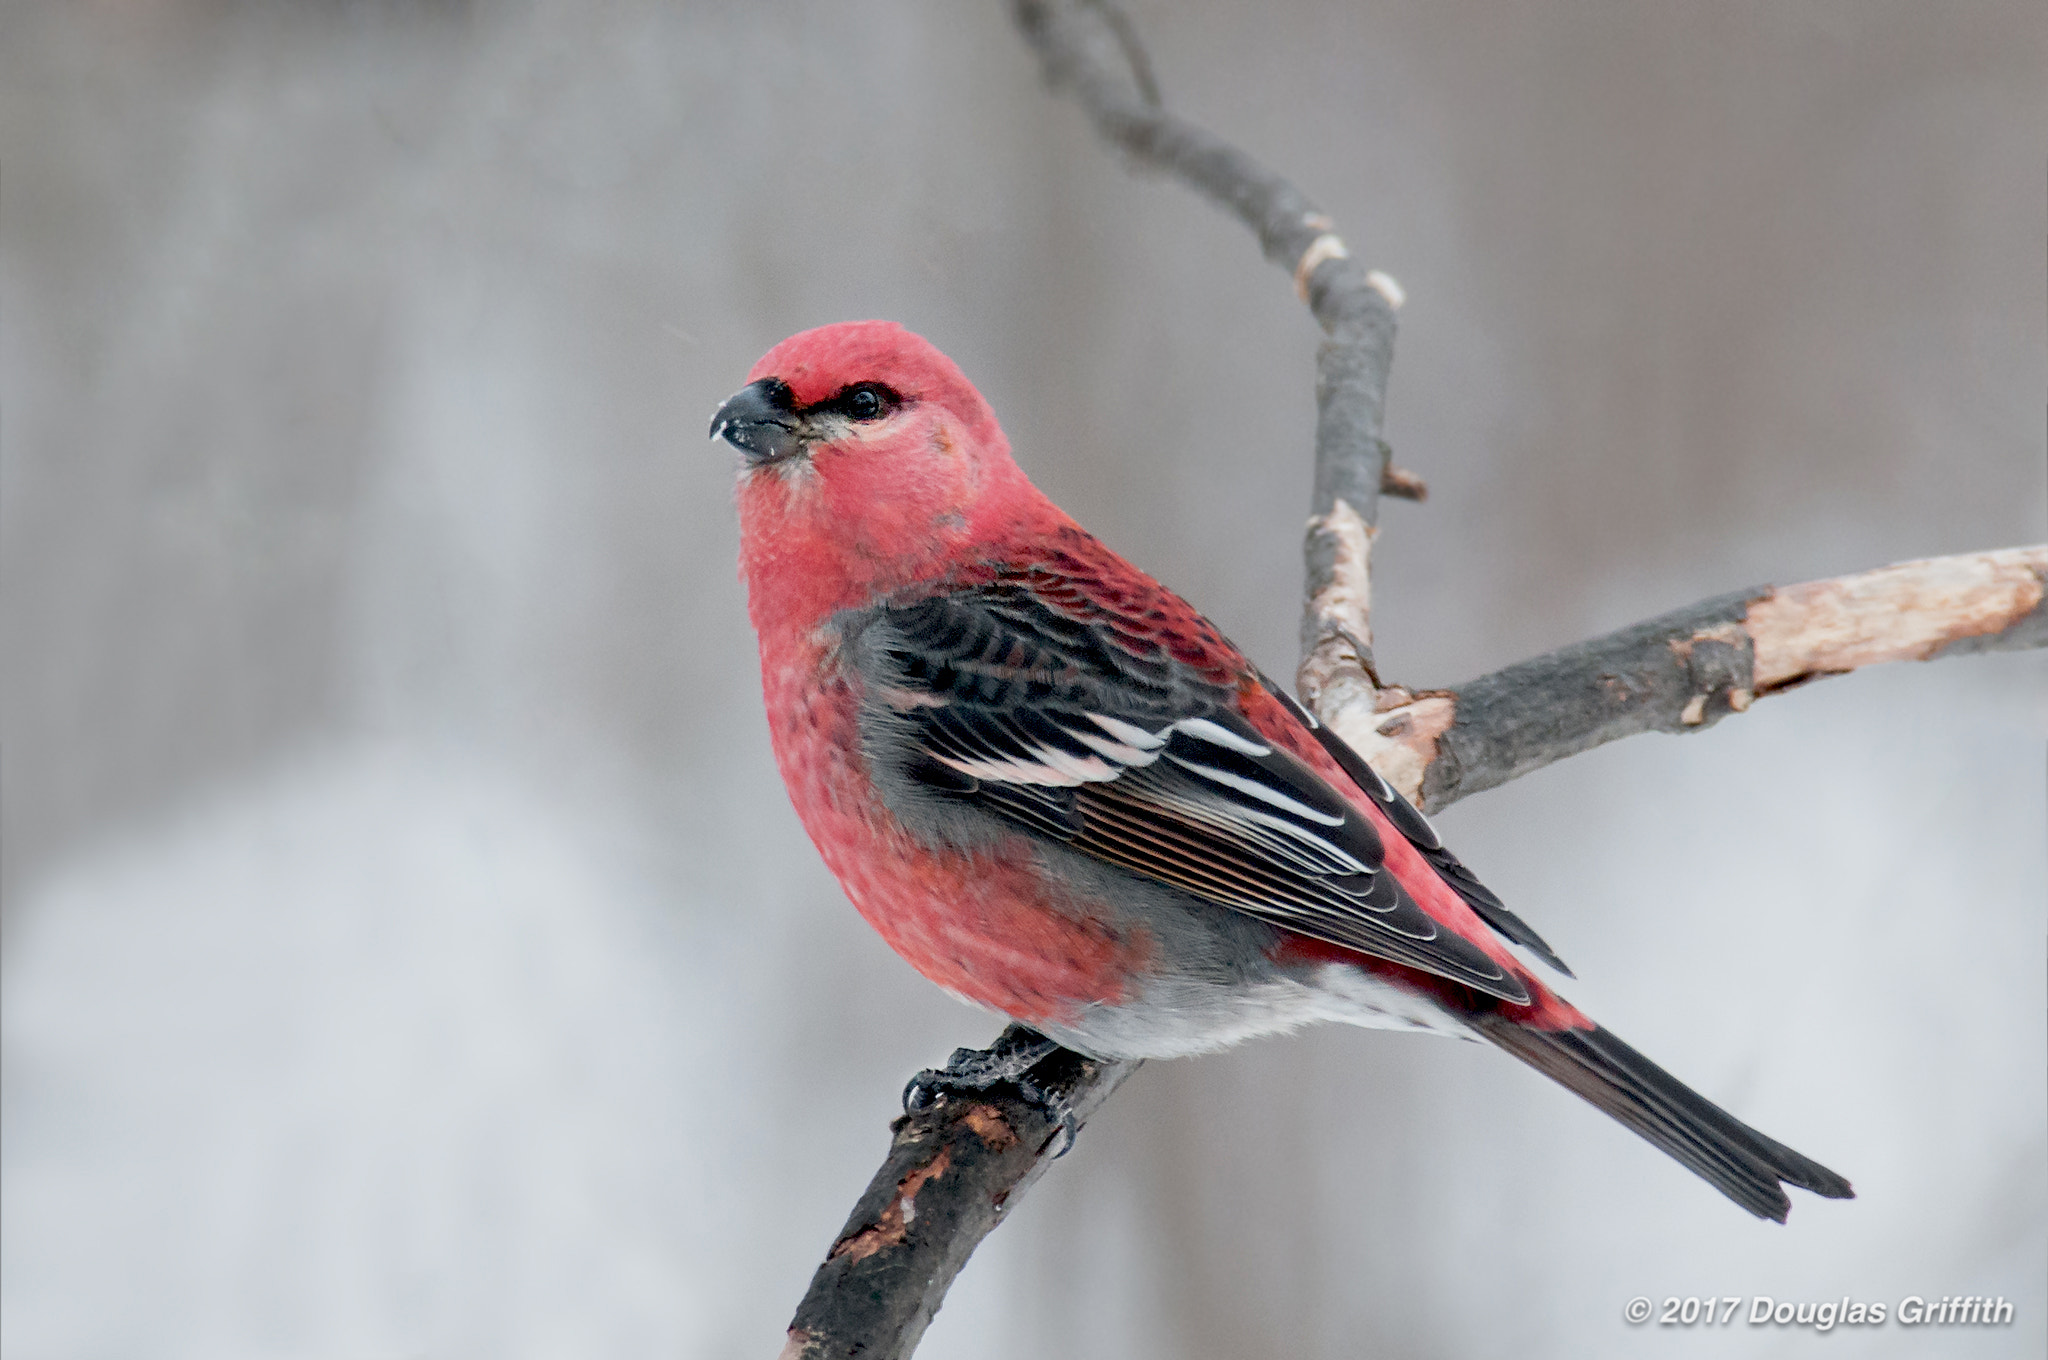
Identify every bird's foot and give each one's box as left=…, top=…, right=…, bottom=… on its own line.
left=903, top=1025, right=1081, bottom=1156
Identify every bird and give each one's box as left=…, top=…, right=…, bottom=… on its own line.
left=710, top=318, right=1852, bottom=1222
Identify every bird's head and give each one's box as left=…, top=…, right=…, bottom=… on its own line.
left=713, top=321, right=1054, bottom=626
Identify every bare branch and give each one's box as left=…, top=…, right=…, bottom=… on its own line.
left=781, top=1046, right=1137, bottom=1360
left=1009, top=0, right=1407, bottom=725
left=782, top=3, right=1405, bottom=1352
left=1330, top=545, right=2048, bottom=810
left=776, top=3, right=2047, bottom=1351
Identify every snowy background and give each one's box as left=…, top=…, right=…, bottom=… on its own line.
left=4, top=2, right=2043, bottom=1357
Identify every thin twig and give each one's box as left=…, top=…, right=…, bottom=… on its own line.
left=782, top=4, right=1401, bottom=1354
left=1078, top=0, right=1162, bottom=107
left=775, top=4, right=2048, bottom=1353
left=1010, top=0, right=1405, bottom=719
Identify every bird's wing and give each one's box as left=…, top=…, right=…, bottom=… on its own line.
left=1257, top=675, right=1574, bottom=976
left=850, top=584, right=1530, bottom=1004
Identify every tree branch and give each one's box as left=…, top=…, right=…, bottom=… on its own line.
left=1010, top=0, right=1417, bottom=723
left=781, top=1044, right=1137, bottom=1360
left=783, top=4, right=1404, bottom=1354
left=777, top=2, right=2048, bottom=1352
left=1332, top=545, right=2048, bottom=810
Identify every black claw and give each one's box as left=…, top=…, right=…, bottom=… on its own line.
left=1020, top=1075, right=1081, bottom=1157
left=899, top=1026, right=1081, bottom=1154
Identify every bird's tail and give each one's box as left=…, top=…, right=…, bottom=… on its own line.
left=1474, top=1017, right=1854, bottom=1222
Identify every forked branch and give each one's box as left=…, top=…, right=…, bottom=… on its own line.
left=777, top=4, right=2047, bottom=1355
left=1342, top=545, right=2048, bottom=809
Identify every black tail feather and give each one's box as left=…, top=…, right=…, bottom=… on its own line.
left=1477, top=1019, right=1854, bottom=1222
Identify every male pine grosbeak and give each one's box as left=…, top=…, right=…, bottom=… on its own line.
left=711, top=320, right=1851, bottom=1221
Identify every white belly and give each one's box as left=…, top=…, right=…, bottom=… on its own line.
left=1035, top=961, right=1477, bottom=1061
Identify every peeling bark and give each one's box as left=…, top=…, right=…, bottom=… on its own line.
left=1324, top=546, right=2048, bottom=811
left=1748, top=546, right=2047, bottom=686
left=1326, top=687, right=1458, bottom=805
left=786, top=4, right=1399, bottom=1350
left=782, top=1050, right=1136, bottom=1360
left=777, top=2, right=2047, bottom=1351
left=1298, top=497, right=1380, bottom=716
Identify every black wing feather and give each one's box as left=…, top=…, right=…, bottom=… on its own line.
left=853, top=588, right=1531, bottom=1004
left=1258, top=671, right=1574, bottom=976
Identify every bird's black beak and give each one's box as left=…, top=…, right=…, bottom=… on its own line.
left=710, top=378, right=804, bottom=464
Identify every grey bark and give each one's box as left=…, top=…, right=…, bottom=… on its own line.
left=783, top=5, right=1386, bottom=1354
left=779, top=4, right=2046, bottom=1355
left=782, top=1044, right=1136, bottom=1360
left=1421, top=588, right=1765, bottom=809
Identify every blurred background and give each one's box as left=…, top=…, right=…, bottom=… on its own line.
left=4, top=1, right=2043, bottom=1356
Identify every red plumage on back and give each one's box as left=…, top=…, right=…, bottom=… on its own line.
left=711, top=320, right=1853, bottom=1221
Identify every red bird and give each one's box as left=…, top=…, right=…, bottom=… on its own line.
left=712, top=319, right=1851, bottom=1221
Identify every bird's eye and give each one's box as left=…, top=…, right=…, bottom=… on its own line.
left=837, top=384, right=896, bottom=422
